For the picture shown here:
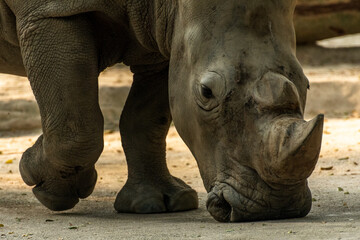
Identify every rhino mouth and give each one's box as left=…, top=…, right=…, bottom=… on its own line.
left=206, top=189, right=232, bottom=222
left=204, top=114, right=323, bottom=222
left=206, top=172, right=312, bottom=222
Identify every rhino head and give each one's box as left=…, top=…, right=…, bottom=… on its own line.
left=168, top=0, right=323, bottom=222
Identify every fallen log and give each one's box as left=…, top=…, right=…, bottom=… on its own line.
left=294, top=0, right=360, bottom=43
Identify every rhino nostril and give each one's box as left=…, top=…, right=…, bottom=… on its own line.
left=206, top=192, right=232, bottom=222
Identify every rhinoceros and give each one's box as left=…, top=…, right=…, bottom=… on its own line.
left=0, top=0, right=323, bottom=222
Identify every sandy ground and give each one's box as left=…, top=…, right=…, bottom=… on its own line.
left=0, top=34, right=360, bottom=239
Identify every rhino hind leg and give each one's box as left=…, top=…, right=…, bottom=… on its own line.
left=114, top=66, right=198, bottom=213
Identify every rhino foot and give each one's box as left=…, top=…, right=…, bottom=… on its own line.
left=114, top=176, right=198, bottom=213
left=19, top=135, right=98, bottom=211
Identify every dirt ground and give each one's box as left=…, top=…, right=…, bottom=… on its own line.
left=0, top=34, right=360, bottom=239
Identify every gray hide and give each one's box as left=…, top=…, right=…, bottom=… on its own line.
left=0, top=0, right=323, bottom=222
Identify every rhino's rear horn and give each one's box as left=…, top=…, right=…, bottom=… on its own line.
left=253, top=72, right=303, bottom=114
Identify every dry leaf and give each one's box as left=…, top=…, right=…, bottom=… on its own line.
left=321, top=166, right=333, bottom=171
left=104, top=130, right=114, bottom=135
left=5, top=159, right=13, bottom=164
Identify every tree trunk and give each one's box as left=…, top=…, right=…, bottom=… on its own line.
left=294, top=0, right=360, bottom=43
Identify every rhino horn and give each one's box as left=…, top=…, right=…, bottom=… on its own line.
left=263, top=114, right=324, bottom=185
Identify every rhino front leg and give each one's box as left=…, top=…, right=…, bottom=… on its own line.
left=115, top=66, right=198, bottom=213
left=17, top=16, right=103, bottom=210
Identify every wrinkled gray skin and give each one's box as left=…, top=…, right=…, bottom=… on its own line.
left=0, top=0, right=323, bottom=222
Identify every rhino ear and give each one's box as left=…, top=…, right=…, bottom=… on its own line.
left=253, top=72, right=303, bottom=115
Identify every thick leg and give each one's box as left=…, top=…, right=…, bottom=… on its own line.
left=17, top=15, right=103, bottom=211
left=114, top=66, right=198, bottom=213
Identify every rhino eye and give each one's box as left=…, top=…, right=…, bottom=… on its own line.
left=201, top=84, right=213, bottom=99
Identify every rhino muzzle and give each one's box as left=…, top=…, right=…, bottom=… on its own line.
left=205, top=115, right=323, bottom=222
left=206, top=180, right=312, bottom=222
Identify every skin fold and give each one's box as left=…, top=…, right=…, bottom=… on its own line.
left=0, top=0, right=323, bottom=222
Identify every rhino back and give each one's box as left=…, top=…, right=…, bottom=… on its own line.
left=0, top=0, right=175, bottom=74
